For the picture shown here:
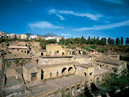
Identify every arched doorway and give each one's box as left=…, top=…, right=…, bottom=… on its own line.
left=77, top=84, right=81, bottom=93
left=71, top=86, right=76, bottom=96
left=65, top=88, right=70, bottom=96
left=41, top=70, right=44, bottom=80
left=41, top=53, right=43, bottom=56
left=62, top=68, right=67, bottom=75
left=68, top=67, right=73, bottom=73
left=84, top=72, right=86, bottom=77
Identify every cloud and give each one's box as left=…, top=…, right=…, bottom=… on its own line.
left=49, top=9, right=102, bottom=21
left=56, top=14, right=65, bottom=20
left=73, top=19, right=129, bottom=31
left=49, top=9, right=56, bottom=14
left=58, top=10, right=102, bottom=21
left=49, top=9, right=65, bottom=21
left=102, top=0, right=124, bottom=5
left=29, top=21, right=63, bottom=29
left=61, top=33, right=71, bottom=36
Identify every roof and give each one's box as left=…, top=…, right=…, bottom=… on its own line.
left=41, top=61, right=79, bottom=68
left=6, top=68, right=20, bottom=77
left=65, top=49, right=75, bottom=52
left=89, top=48, right=97, bottom=51
left=8, top=46, right=28, bottom=49
left=73, top=55, right=91, bottom=58
left=46, top=75, right=84, bottom=88
left=76, top=64, right=94, bottom=68
left=94, top=66, right=111, bottom=76
left=24, top=63, right=39, bottom=69
left=95, top=58, right=126, bottom=66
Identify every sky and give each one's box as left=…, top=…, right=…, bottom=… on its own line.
left=0, top=0, right=129, bottom=39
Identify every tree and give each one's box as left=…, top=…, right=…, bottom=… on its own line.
left=121, top=37, right=123, bottom=45
left=86, top=36, right=91, bottom=44
left=74, top=38, right=81, bottom=44
left=40, top=39, right=46, bottom=49
left=46, top=39, right=57, bottom=44
left=65, top=38, right=74, bottom=45
left=100, top=38, right=106, bottom=45
left=116, top=37, right=120, bottom=45
left=59, top=38, right=65, bottom=44
left=80, top=36, right=86, bottom=44
left=108, top=37, right=115, bottom=45
left=108, top=37, right=112, bottom=45
left=125, top=38, right=129, bottom=45
left=96, top=37, right=100, bottom=45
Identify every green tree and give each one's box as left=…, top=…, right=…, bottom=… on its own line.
left=59, top=38, right=65, bottom=44
left=86, top=36, right=91, bottom=44
left=100, top=38, right=106, bottom=45
left=125, top=38, right=129, bottom=45
left=108, top=37, right=115, bottom=45
left=80, top=36, right=86, bottom=44
left=40, top=39, right=46, bottom=49
left=74, top=38, right=81, bottom=44
left=65, top=38, right=74, bottom=45
left=96, top=37, right=100, bottom=45
left=46, top=39, right=57, bottom=44
left=121, top=37, right=123, bottom=45
left=116, top=37, right=120, bottom=45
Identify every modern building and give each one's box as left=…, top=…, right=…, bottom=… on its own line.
left=45, top=36, right=63, bottom=42
left=20, top=34, right=27, bottom=40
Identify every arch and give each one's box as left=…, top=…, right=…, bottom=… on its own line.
left=84, top=72, right=86, bottom=77
left=36, top=59, right=38, bottom=64
left=62, top=52, right=64, bottom=55
left=62, top=68, right=67, bottom=75
left=78, top=50, right=81, bottom=54
left=41, top=53, right=43, bottom=56
left=50, top=72, right=52, bottom=78
left=77, top=84, right=81, bottom=93
left=90, top=72, right=92, bottom=76
left=41, top=69, right=44, bottom=80
left=68, top=67, right=73, bottom=73
left=57, top=71, right=59, bottom=76
left=96, top=77, right=99, bottom=83
left=65, top=88, right=70, bottom=95
left=71, top=86, right=76, bottom=96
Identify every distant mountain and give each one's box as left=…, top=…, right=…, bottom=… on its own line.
left=26, top=33, right=33, bottom=36
left=42, top=33, right=58, bottom=37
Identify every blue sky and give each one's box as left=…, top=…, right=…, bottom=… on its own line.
left=0, top=0, right=129, bottom=39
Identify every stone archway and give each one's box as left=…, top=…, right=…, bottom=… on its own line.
left=41, top=69, right=44, bottom=80
left=62, top=67, right=67, bottom=75
left=41, top=53, right=43, bottom=56
left=65, top=88, right=70, bottom=96
left=77, top=84, right=81, bottom=93
left=71, top=86, right=76, bottom=96
left=84, top=72, right=86, bottom=77
left=68, top=67, right=73, bottom=73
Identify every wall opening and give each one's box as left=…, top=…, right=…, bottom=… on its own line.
left=31, top=72, right=37, bottom=81
left=50, top=72, right=52, bottom=78
left=41, top=53, right=43, bottom=56
left=79, top=50, right=81, bottom=54
left=62, top=52, right=64, bottom=55
left=77, top=84, right=81, bottom=93
left=68, top=67, right=73, bottom=73
left=62, top=68, right=67, bottom=75
left=41, top=70, right=44, bottom=80
left=84, top=72, right=86, bottom=77
left=36, top=59, right=38, bottom=64
left=71, top=86, right=75, bottom=96
left=57, top=71, right=59, bottom=76
left=90, top=72, right=92, bottom=76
